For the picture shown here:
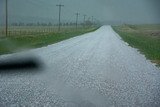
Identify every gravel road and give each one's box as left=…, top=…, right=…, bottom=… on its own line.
left=0, top=26, right=160, bottom=107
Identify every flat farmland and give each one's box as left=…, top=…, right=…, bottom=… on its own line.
left=113, top=24, right=160, bottom=66
left=0, top=26, right=98, bottom=55
left=0, top=26, right=88, bottom=37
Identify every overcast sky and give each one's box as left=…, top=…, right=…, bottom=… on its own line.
left=0, top=0, right=160, bottom=25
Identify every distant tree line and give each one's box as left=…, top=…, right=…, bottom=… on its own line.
left=10, top=20, right=95, bottom=27
left=11, top=22, right=52, bottom=26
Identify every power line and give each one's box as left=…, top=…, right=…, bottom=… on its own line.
left=27, top=0, right=55, bottom=9
left=56, top=4, right=64, bottom=31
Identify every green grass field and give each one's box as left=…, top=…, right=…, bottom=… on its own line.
left=113, top=24, right=160, bottom=66
left=0, top=27, right=98, bottom=55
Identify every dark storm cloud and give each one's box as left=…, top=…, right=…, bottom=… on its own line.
left=0, top=0, right=160, bottom=25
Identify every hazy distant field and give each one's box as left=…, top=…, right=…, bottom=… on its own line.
left=113, top=24, right=160, bottom=66
left=0, top=26, right=98, bottom=55
left=0, top=26, right=87, bottom=37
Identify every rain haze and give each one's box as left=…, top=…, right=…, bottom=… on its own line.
left=0, top=0, right=160, bottom=25
left=0, top=0, right=160, bottom=107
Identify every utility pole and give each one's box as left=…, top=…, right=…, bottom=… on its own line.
left=91, top=16, right=94, bottom=25
left=5, top=0, right=8, bottom=36
left=83, top=15, right=86, bottom=27
left=56, top=4, right=64, bottom=32
left=75, top=13, right=80, bottom=29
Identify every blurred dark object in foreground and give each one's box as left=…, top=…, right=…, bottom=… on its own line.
left=0, top=56, right=42, bottom=72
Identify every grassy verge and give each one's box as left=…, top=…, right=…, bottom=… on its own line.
left=112, top=24, right=160, bottom=67
left=0, top=27, right=98, bottom=55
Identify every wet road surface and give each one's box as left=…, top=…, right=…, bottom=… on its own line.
left=0, top=26, right=160, bottom=107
